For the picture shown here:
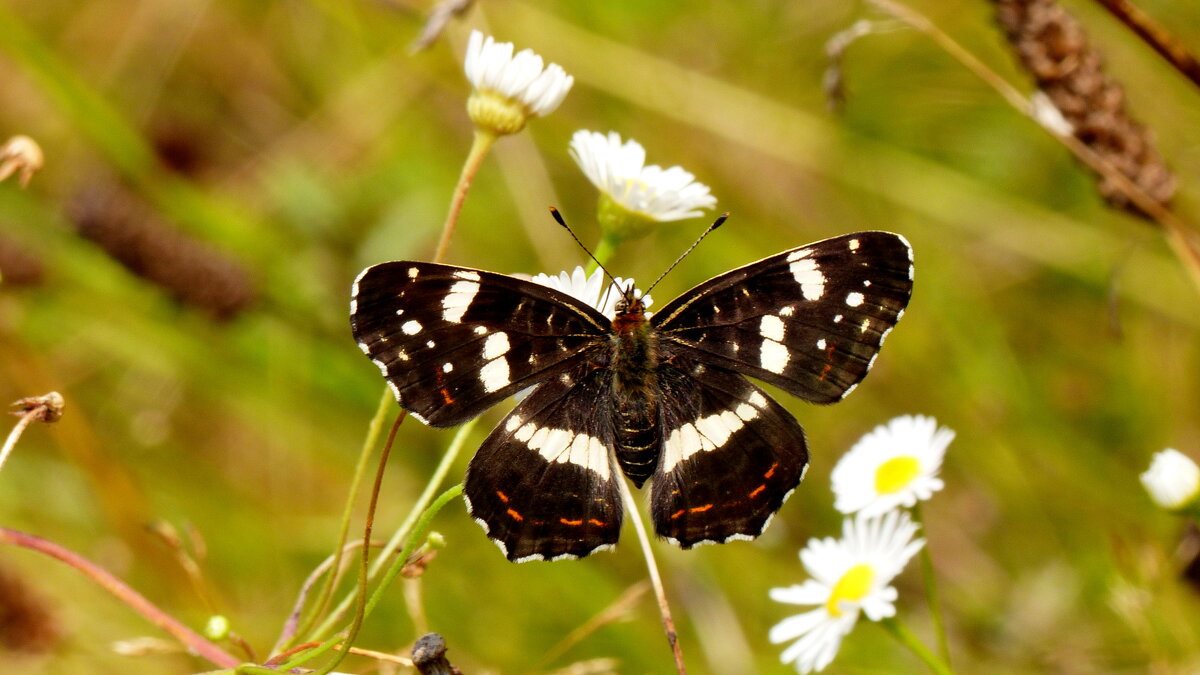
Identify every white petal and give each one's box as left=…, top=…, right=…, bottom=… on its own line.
left=768, top=608, right=828, bottom=644
left=769, top=581, right=831, bottom=606
left=529, top=266, right=649, bottom=320
left=568, top=129, right=715, bottom=222
left=831, top=414, right=954, bottom=516
left=1141, top=448, right=1200, bottom=509
left=463, top=32, right=572, bottom=119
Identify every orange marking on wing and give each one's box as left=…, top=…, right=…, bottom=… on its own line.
left=764, top=462, right=779, bottom=479
left=749, top=484, right=766, bottom=499
left=559, top=518, right=583, bottom=526
left=670, top=509, right=687, bottom=520
left=434, top=369, right=455, bottom=404
left=495, top=490, right=509, bottom=503
left=817, top=343, right=837, bottom=381
left=689, top=504, right=714, bottom=514
left=506, top=508, right=524, bottom=522
left=588, top=518, right=606, bottom=527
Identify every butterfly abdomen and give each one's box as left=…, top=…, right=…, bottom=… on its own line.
left=610, top=300, right=661, bottom=488
left=614, top=400, right=659, bottom=488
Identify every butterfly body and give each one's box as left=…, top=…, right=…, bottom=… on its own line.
left=351, top=232, right=913, bottom=562
left=606, top=296, right=663, bottom=487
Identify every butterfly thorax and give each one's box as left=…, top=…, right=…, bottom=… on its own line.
left=609, top=296, right=660, bottom=488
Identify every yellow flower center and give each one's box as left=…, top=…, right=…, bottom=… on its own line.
left=467, top=90, right=529, bottom=136
left=825, top=563, right=875, bottom=617
left=874, top=456, right=920, bottom=495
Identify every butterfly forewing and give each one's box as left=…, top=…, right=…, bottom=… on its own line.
left=649, top=358, right=809, bottom=547
left=351, top=262, right=610, bottom=427
left=464, top=365, right=622, bottom=562
left=651, top=232, right=913, bottom=404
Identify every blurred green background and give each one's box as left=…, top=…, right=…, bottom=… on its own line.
left=2, top=0, right=1200, bottom=672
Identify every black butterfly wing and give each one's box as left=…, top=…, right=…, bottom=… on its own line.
left=351, top=262, right=610, bottom=427
left=651, top=232, right=913, bottom=404
left=649, top=357, right=808, bottom=547
left=463, top=365, right=622, bottom=562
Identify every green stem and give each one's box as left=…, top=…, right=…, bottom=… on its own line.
left=587, top=233, right=620, bottom=274
left=287, top=389, right=394, bottom=647
left=434, top=128, right=497, bottom=263
left=879, top=617, right=954, bottom=675
left=309, top=419, right=476, bottom=640
left=370, top=419, right=475, bottom=578
left=314, top=409, right=404, bottom=675
left=275, top=485, right=464, bottom=673
left=912, top=503, right=950, bottom=666
left=364, top=484, right=463, bottom=621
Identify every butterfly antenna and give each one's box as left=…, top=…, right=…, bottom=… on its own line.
left=548, top=207, right=630, bottom=303
left=644, top=212, right=729, bottom=295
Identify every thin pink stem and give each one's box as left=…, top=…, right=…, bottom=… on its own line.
left=0, top=527, right=242, bottom=669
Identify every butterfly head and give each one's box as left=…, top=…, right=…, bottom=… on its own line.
left=611, top=294, right=649, bottom=334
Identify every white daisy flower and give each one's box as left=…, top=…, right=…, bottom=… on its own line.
left=569, top=130, right=716, bottom=223
left=530, top=266, right=651, bottom=319
left=463, top=30, right=573, bottom=136
left=769, top=510, right=925, bottom=673
left=1141, top=448, right=1200, bottom=511
left=831, top=415, right=954, bottom=517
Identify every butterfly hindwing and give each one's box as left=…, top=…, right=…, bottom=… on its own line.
left=351, top=262, right=610, bottom=427
left=649, top=357, right=809, bottom=548
left=463, top=365, right=623, bottom=562
left=651, top=232, right=913, bottom=404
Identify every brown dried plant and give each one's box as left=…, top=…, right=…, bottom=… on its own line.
left=995, top=0, right=1176, bottom=218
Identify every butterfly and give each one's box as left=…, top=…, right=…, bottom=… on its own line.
left=350, top=232, right=913, bottom=562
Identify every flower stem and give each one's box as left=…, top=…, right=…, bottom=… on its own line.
left=309, top=418, right=476, bottom=640
left=434, top=127, right=497, bottom=263
left=617, top=478, right=687, bottom=674
left=271, top=485, right=464, bottom=673
left=0, top=410, right=35, bottom=474
left=912, top=503, right=950, bottom=666
left=284, top=388, right=395, bottom=649
left=587, top=233, right=620, bottom=274
left=879, top=617, right=954, bottom=675
left=1, top=392, right=63, bottom=474
left=314, top=410, right=405, bottom=675
left=0, top=527, right=242, bottom=669
left=363, top=484, right=462, bottom=621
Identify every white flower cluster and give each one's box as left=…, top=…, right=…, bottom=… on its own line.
left=771, top=415, right=954, bottom=673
